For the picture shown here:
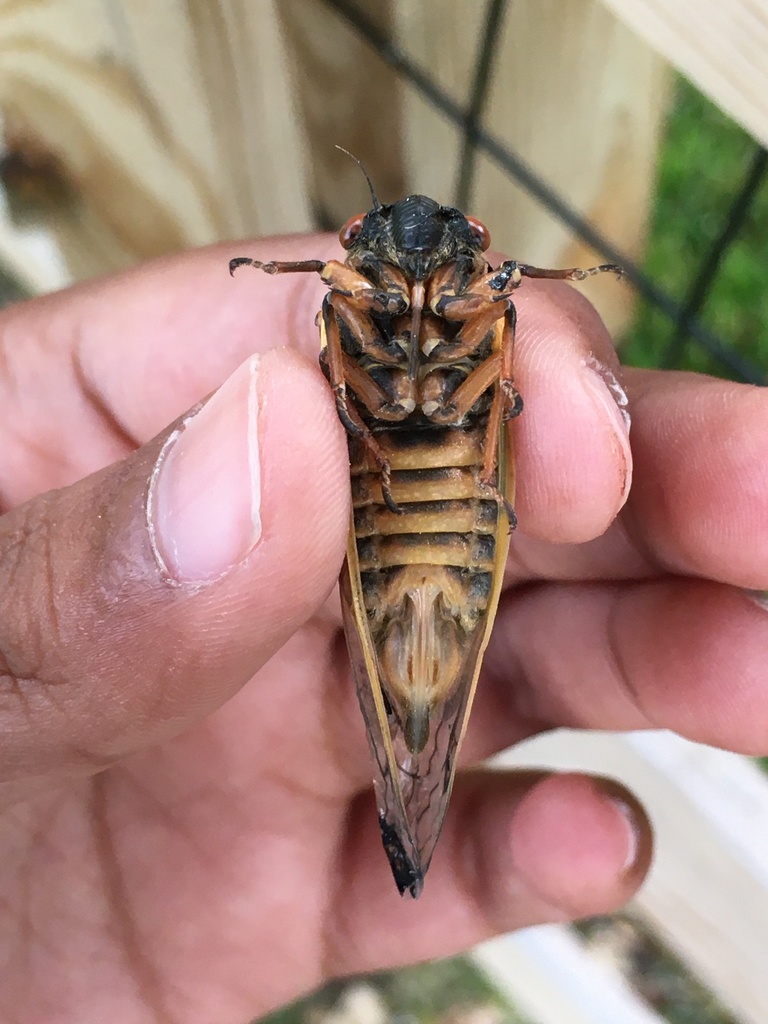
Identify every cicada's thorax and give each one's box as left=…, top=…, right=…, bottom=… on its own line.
left=343, top=261, right=502, bottom=754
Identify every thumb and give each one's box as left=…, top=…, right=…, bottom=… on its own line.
left=0, top=348, right=349, bottom=794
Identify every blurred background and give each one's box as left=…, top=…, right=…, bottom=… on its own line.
left=1, top=1, right=766, bottom=1022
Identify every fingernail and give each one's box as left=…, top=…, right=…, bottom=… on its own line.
left=148, top=355, right=262, bottom=583
left=607, top=795, right=641, bottom=873
left=581, top=357, right=633, bottom=502
left=593, top=778, right=651, bottom=876
left=583, top=355, right=631, bottom=431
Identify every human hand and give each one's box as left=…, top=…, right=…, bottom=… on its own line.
left=0, top=236, right=764, bottom=1024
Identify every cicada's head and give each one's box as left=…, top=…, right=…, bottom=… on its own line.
left=339, top=194, right=491, bottom=280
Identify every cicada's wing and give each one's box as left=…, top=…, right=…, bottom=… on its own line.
left=341, top=430, right=514, bottom=898
left=340, top=557, right=423, bottom=895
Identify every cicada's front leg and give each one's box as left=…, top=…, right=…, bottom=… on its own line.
left=230, top=255, right=409, bottom=317
left=515, top=260, right=623, bottom=284
left=425, top=257, right=622, bottom=517
left=230, top=255, right=412, bottom=513
left=421, top=269, right=520, bottom=519
left=229, top=256, right=327, bottom=276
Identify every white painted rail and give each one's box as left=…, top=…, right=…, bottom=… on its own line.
left=474, top=924, right=668, bottom=1024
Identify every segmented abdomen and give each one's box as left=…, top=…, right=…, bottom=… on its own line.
left=348, top=419, right=500, bottom=752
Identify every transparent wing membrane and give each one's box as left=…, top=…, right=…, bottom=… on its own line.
left=341, top=440, right=513, bottom=897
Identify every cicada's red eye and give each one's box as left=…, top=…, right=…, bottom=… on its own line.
left=339, top=213, right=365, bottom=249
left=466, top=216, right=491, bottom=251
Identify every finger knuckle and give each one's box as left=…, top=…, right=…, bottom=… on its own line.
left=0, top=498, right=64, bottom=688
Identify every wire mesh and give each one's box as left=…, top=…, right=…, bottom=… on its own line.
left=320, top=0, right=768, bottom=386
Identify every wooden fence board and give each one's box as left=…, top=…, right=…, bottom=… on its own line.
left=395, top=0, right=669, bottom=336
left=601, top=0, right=768, bottom=147
left=0, top=0, right=310, bottom=279
left=277, top=0, right=408, bottom=226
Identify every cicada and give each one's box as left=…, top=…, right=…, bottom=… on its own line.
left=230, top=160, right=620, bottom=897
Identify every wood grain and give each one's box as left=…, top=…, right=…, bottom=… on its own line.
left=394, top=0, right=670, bottom=335
left=602, top=0, right=768, bottom=146
left=0, top=0, right=311, bottom=281
left=278, top=0, right=408, bottom=227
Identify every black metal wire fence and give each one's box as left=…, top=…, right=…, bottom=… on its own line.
left=321, top=0, right=768, bottom=386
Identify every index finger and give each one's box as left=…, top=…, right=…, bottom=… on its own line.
left=0, top=234, right=337, bottom=505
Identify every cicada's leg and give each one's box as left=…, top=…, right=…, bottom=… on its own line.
left=429, top=260, right=522, bottom=322
left=321, top=295, right=416, bottom=425
left=321, top=262, right=410, bottom=318
left=429, top=351, right=499, bottom=420
left=428, top=293, right=522, bottom=425
left=498, top=302, right=523, bottom=423
left=428, top=351, right=516, bottom=526
left=476, top=313, right=521, bottom=524
left=230, top=256, right=411, bottom=319
left=431, top=253, right=622, bottom=428
left=479, top=304, right=520, bottom=527
left=231, top=254, right=410, bottom=367
left=428, top=263, right=528, bottom=422
left=427, top=303, right=504, bottom=363
left=477, top=388, right=517, bottom=528
left=516, top=261, right=624, bottom=283
left=340, top=353, right=414, bottom=423
left=430, top=257, right=622, bottom=326
left=229, top=257, right=326, bottom=276
left=425, top=283, right=522, bottom=523
left=331, top=293, right=407, bottom=366
left=427, top=349, right=508, bottom=512
left=232, top=253, right=412, bottom=514
left=321, top=300, right=403, bottom=514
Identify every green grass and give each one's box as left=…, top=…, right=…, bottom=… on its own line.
left=622, top=76, right=768, bottom=378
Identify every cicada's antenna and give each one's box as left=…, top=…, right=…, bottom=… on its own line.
left=335, top=145, right=380, bottom=210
